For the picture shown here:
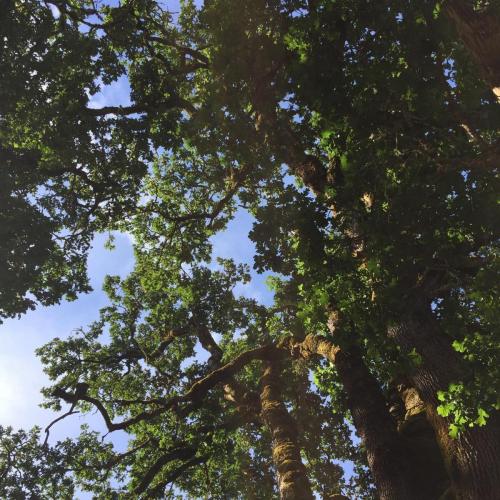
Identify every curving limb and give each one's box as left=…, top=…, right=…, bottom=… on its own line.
left=43, top=405, right=79, bottom=446
left=51, top=344, right=276, bottom=434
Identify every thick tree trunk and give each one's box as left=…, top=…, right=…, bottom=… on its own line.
left=335, top=346, right=420, bottom=500
left=390, top=380, right=450, bottom=498
left=444, top=0, right=500, bottom=101
left=292, top=335, right=420, bottom=500
left=388, top=313, right=500, bottom=499
left=259, top=358, right=314, bottom=500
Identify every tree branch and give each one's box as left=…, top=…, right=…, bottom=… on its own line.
left=181, top=344, right=275, bottom=405
left=146, top=35, right=209, bottom=65
left=51, top=345, right=275, bottom=433
left=134, top=445, right=198, bottom=495
left=149, top=455, right=209, bottom=497
left=85, top=96, right=195, bottom=117
left=44, top=406, right=79, bottom=446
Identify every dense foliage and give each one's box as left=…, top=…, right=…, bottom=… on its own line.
left=0, top=0, right=499, bottom=498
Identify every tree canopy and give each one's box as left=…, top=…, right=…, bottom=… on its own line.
left=0, top=0, right=499, bottom=498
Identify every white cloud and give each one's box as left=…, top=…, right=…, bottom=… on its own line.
left=87, top=75, right=132, bottom=109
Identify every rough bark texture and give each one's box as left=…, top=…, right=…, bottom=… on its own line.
left=444, top=0, right=500, bottom=100
left=197, top=325, right=263, bottom=424
left=223, top=379, right=262, bottom=424
left=250, top=56, right=329, bottom=197
left=250, top=29, right=500, bottom=497
left=291, top=334, right=420, bottom=500
left=389, top=380, right=450, bottom=498
left=259, top=358, right=314, bottom=500
left=388, top=313, right=500, bottom=499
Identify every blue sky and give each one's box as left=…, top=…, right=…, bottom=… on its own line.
left=0, top=64, right=137, bottom=438
left=0, top=4, right=353, bottom=494
left=0, top=0, right=274, bottom=460
left=0, top=211, right=271, bottom=437
left=0, top=0, right=273, bottom=454
left=0, top=232, right=134, bottom=437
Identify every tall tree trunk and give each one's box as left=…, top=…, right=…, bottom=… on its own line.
left=290, top=334, right=420, bottom=500
left=251, top=26, right=499, bottom=497
left=259, top=357, right=314, bottom=500
left=388, top=311, right=500, bottom=499
left=444, top=0, right=500, bottom=101
left=390, top=379, right=450, bottom=498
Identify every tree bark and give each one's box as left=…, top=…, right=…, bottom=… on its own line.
left=249, top=19, right=500, bottom=497
left=291, top=334, right=420, bottom=500
left=390, top=379, right=450, bottom=498
left=259, top=357, right=314, bottom=500
left=388, top=312, right=500, bottom=499
left=444, top=0, right=500, bottom=101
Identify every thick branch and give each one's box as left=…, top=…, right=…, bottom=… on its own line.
left=250, top=59, right=327, bottom=196
left=196, top=325, right=223, bottom=361
left=86, top=104, right=148, bottom=117
left=182, top=344, right=275, bottom=404
left=149, top=455, right=209, bottom=497
left=284, top=334, right=340, bottom=363
left=259, top=358, right=314, bottom=500
left=285, top=331, right=420, bottom=499
left=52, top=345, right=275, bottom=433
left=196, top=325, right=261, bottom=422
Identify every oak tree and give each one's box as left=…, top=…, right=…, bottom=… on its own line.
left=1, top=0, right=499, bottom=498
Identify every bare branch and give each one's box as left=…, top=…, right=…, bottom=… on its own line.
left=44, top=406, right=79, bottom=446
